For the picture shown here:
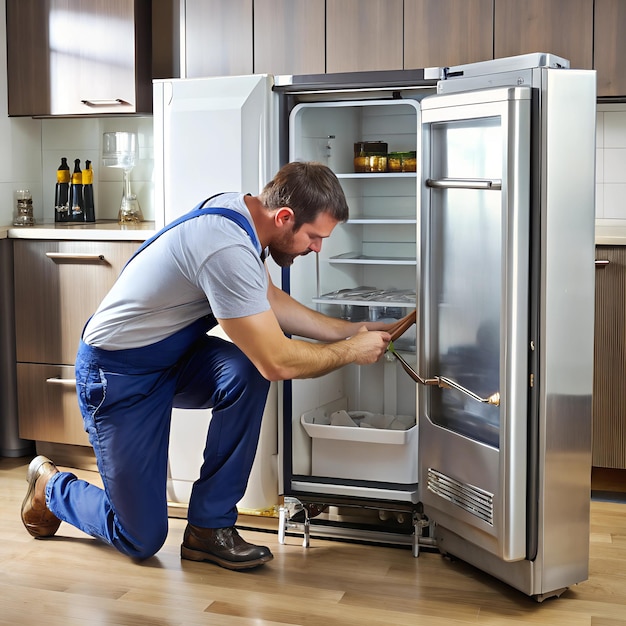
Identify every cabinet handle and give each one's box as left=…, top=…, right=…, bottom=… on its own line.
left=45, top=252, right=106, bottom=262
left=46, top=378, right=76, bottom=386
left=595, top=259, right=610, bottom=268
left=80, top=98, right=131, bottom=107
left=426, top=177, right=502, bottom=190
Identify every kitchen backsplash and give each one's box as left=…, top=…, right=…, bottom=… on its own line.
left=596, top=104, right=626, bottom=221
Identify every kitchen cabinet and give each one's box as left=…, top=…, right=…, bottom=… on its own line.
left=14, top=240, right=140, bottom=445
left=404, top=0, right=494, bottom=69
left=253, top=0, right=325, bottom=75
left=182, top=0, right=253, bottom=78
left=493, top=0, right=593, bottom=71
left=594, top=0, right=626, bottom=97
left=593, top=247, right=626, bottom=469
left=326, top=0, right=404, bottom=73
left=6, top=0, right=153, bottom=117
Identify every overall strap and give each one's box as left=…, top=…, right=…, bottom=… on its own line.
left=124, top=197, right=262, bottom=269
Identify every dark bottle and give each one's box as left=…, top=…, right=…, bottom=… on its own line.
left=82, top=160, right=95, bottom=222
left=69, top=159, right=84, bottom=222
left=54, top=157, right=70, bottom=222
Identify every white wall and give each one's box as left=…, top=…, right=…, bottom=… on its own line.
left=596, top=104, right=626, bottom=221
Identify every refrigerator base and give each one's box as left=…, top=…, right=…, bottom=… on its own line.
left=435, top=525, right=580, bottom=601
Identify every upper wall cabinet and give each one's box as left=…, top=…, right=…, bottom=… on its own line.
left=6, top=0, right=152, bottom=117
left=182, top=0, right=253, bottom=78
left=494, top=0, right=593, bottom=71
left=404, top=0, right=494, bottom=69
left=253, top=0, right=325, bottom=75
left=594, top=0, right=626, bottom=98
left=326, top=0, right=404, bottom=73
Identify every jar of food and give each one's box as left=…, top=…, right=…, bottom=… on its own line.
left=354, top=141, right=388, bottom=173
left=388, top=151, right=417, bottom=173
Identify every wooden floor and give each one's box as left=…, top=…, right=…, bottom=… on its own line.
left=1, top=457, right=626, bottom=626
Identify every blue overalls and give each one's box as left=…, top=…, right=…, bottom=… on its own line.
left=45, top=203, right=271, bottom=559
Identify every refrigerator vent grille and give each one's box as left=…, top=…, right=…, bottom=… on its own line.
left=427, top=468, right=494, bottom=525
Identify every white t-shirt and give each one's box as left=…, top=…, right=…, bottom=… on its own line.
left=82, top=193, right=270, bottom=350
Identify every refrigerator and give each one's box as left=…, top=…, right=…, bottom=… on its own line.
left=153, top=53, right=597, bottom=600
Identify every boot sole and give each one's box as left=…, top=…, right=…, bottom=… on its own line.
left=181, top=544, right=273, bottom=570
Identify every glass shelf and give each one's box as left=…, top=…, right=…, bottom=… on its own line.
left=328, top=252, right=416, bottom=265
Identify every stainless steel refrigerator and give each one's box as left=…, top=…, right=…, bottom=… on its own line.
left=153, top=53, right=596, bottom=600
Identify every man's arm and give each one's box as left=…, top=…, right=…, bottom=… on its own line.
left=218, top=308, right=391, bottom=382
left=266, top=280, right=416, bottom=342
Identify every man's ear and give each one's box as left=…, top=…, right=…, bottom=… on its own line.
left=275, top=207, right=294, bottom=227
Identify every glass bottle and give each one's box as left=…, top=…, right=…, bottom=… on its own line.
left=82, top=160, right=95, bottom=222
left=54, top=157, right=70, bottom=222
left=69, top=159, right=84, bottom=222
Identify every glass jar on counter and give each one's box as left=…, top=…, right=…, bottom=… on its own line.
left=388, top=151, right=417, bottom=173
left=13, top=189, right=34, bottom=226
left=354, top=141, right=388, bottom=173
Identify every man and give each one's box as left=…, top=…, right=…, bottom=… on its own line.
left=21, top=161, right=414, bottom=571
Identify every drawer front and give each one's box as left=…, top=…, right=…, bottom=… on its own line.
left=14, top=240, right=140, bottom=364
left=17, top=363, right=90, bottom=446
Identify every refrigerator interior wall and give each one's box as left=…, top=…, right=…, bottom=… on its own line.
left=286, top=99, right=421, bottom=501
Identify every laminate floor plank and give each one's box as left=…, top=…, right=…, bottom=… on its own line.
left=2, top=458, right=626, bottom=625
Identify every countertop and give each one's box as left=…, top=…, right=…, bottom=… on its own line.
left=0, top=220, right=156, bottom=241
left=1, top=220, right=626, bottom=244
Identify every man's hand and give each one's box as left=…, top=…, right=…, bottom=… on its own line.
left=346, top=326, right=391, bottom=364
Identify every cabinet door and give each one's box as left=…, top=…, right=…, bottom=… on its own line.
left=326, top=0, right=403, bottom=73
left=594, top=0, right=626, bottom=97
left=254, top=0, right=325, bottom=75
left=6, top=0, right=152, bottom=116
left=14, top=240, right=140, bottom=365
left=404, top=0, right=494, bottom=69
left=17, top=363, right=90, bottom=446
left=593, top=247, right=626, bottom=469
left=494, top=0, right=593, bottom=70
left=183, top=0, right=253, bottom=77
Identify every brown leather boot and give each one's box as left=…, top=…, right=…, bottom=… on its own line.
left=21, top=455, right=61, bottom=538
left=181, top=523, right=273, bottom=570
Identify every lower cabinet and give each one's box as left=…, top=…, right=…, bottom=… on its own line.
left=593, top=246, right=626, bottom=469
left=14, top=239, right=140, bottom=446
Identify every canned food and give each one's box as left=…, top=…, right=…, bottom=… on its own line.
left=354, top=141, right=388, bottom=173
left=388, top=151, right=417, bottom=172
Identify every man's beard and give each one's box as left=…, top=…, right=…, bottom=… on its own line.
left=268, top=246, right=313, bottom=268
left=267, top=228, right=312, bottom=267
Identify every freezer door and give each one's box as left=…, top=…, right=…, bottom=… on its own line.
left=153, top=74, right=277, bottom=229
left=418, top=87, right=531, bottom=561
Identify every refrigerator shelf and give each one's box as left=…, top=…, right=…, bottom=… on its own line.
left=312, top=296, right=415, bottom=308
left=329, top=252, right=416, bottom=265
left=336, top=172, right=417, bottom=179
left=347, top=217, right=417, bottom=224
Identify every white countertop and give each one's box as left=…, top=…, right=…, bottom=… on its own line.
left=595, top=222, right=626, bottom=245
left=2, top=220, right=626, bottom=245
left=0, top=220, right=156, bottom=241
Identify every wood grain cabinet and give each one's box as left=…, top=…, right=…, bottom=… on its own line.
left=404, top=0, right=494, bottom=69
left=14, top=240, right=140, bottom=445
left=182, top=0, right=253, bottom=78
left=253, top=0, right=325, bottom=75
left=493, top=0, right=593, bottom=71
left=326, top=0, right=404, bottom=73
left=6, top=0, right=152, bottom=117
left=594, top=0, right=626, bottom=97
left=593, top=247, right=626, bottom=469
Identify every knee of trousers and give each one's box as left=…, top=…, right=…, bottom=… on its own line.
left=114, top=518, right=169, bottom=560
left=226, top=352, right=271, bottom=398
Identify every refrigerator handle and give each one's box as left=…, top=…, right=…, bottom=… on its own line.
left=426, top=177, right=502, bottom=190
left=389, top=347, right=501, bottom=406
